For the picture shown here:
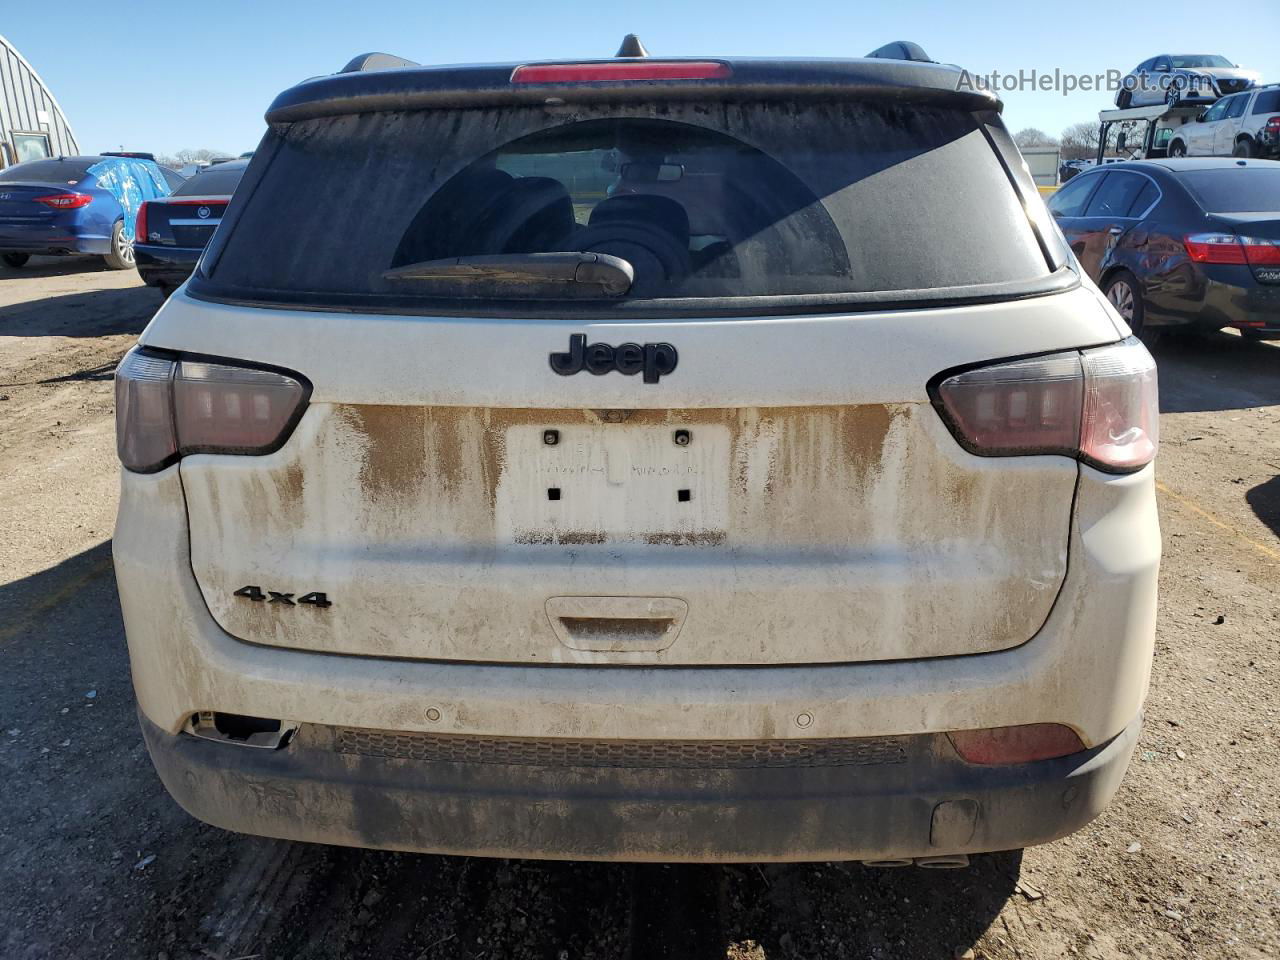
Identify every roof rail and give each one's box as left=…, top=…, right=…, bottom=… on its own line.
left=615, top=34, right=649, bottom=57
left=340, top=52, right=420, bottom=74
left=865, top=41, right=933, bottom=64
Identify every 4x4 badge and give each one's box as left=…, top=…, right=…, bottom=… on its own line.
left=550, top=334, right=677, bottom=384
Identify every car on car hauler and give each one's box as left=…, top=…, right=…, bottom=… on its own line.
left=113, top=41, right=1160, bottom=865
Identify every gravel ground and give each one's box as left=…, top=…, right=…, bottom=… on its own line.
left=0, top=259, right=1276, bottom=959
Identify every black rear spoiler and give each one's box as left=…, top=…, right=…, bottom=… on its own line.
left=266, top=57, right=996, bottom=125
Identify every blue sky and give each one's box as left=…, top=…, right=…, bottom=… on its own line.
left=6, top=0, right=1278, bottom=156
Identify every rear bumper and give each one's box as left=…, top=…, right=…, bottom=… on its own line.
left=1148, top=271, right=1280, bottom=332
left=141, top=711, right=1141, bottom=862
left=117, top=458, right=1158, bottom=857
left=1200, top=278, right=1280, bottom=333
left=135, top=244, right=201, bottom=287
left=0, top=222, right=109, bottom=255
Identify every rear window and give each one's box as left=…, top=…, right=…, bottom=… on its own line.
left=1178, top=168, right=1280, bottom=213
left=200, top=100, right=1055, bottom=314
left=0, top=159, right=95, bottom=184
left=1252, top=91, right=1280, bottom=115
left=175, top=166, right=245, bottom=197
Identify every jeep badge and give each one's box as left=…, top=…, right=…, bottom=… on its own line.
left=549, top=333, right=678, bottom=384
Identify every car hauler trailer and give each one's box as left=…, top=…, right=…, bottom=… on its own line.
left=1096, top=104, right=1201, bottom=163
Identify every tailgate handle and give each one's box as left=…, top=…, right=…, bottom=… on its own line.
left=545, top=596, right=688, bottom=652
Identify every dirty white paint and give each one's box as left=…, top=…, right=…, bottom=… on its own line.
left=141, top=284, right=1125, bottom=409
left=495, top=421, right=732, bottom=545
left=179, top=402, right=1076, bottom=666
left=545, top=596, right=688, bottom=652
left=116, top=462, right=1157, bottom=748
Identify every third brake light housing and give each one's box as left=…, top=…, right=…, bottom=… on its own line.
left=510, top=61, right=732, bottom=84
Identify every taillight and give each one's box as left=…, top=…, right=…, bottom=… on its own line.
left=1240, top=236, right=1280, bottom=267
left=115, top=349, right=309, bottom=473
left=933, top=337, right=1158, bottom=473
left=1266, top=116, right=1280, bottom=134
left=948, top=724, right=1086, bottom=765
left=35, top=192, right=92, bottom=209
left=115, top=351, right=179, bottom=474
left=1079, top=342, right=1159, bottom=471
left=1185, top=233, right=1280, bottom=266
left=1186, top=232, right=1280, bottom=281
left=511, top=61, right=732, bottom=84
left=1184, top=233, right=1246, bottom=264
left=134, top=202, right=150, bottom=244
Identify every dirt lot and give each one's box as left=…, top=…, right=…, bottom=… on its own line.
left=1, top=259, right=1277, bottom=960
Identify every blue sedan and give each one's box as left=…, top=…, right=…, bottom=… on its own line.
left=0, top=154, right=182, bottom=270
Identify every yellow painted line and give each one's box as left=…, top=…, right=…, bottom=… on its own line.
left=1155, top=481, right=1280, bottom=562
left=0, top=548, right=114, bottom=644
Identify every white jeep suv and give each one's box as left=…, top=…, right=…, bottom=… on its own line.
left=114, top=42, right=1159, bottom=864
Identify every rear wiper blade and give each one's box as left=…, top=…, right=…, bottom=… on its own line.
left=382, top=252, right=634, bottom=298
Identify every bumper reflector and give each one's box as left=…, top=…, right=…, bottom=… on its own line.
left=947, top=723, right=1085, bottom=765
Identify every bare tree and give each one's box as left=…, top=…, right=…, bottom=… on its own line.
left=1059, top=122, right=1101, bottom=161
left=156, top=148, right=233, bottom=168
left=1014, top=127, right=1058, bottom=149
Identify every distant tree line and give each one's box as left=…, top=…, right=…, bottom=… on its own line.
left=155, top=148, right=235, bottom=169
left=1013, top=123, right=1102, bottom=160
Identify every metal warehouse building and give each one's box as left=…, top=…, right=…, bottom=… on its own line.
left=0, top=32, right=78, bottom=168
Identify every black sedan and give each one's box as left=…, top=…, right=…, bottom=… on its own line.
left=1047, top=158, right=1280, bottom=342
left=134, top=159, right=248, bottom=295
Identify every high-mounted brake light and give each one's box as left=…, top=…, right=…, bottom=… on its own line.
left=35, top=192, right=92, bottom=209
left=115, top=349, right=309, bottom=473
left=934, top=337, right=1158, bottom=473
left=511, top=61, right=732, bottom=84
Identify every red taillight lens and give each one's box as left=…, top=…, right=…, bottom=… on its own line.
left=934, top=338, right=1158, bottom=473
left=1240, top=236, right=1280, bottom=267
left=511, top=61, right=732, bottom=84
left=134, top=201, right=150, bottom=244
left=115, top=349, right=308, bottom=473
left=1266, top=116, right=1280, bottom=131
left=35, top=192, right=92, bottom=209
left=948, top=724, right=1086, bottom=765
left=1184, top=233, right=1247, bottom=264
left=1185, top=232, right=1280, bottom=279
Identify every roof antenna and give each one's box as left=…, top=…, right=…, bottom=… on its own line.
left=615, top=34, right=649, bottom=58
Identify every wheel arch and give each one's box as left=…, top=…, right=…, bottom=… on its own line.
left=1099, top=264, right=1144, bottom=300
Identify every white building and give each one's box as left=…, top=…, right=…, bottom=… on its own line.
left=0, top=32, right=78, bottom=168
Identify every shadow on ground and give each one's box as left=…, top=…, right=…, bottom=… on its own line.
left=1246, top=475, right=1280, bottom=540
left=1, top=543, right=1019, bottom=960
left=1157, top=331, right=1280, bottom=414
left=0, top=285, right=157, bottom=340
left=0, top=254, right=116, bottom=279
